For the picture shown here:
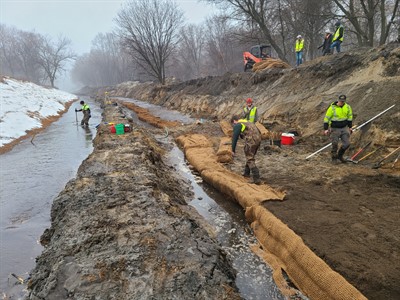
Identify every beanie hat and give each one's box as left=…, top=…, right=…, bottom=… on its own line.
left=80, top=100, right=85, bottom=105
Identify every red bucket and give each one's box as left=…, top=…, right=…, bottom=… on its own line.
left=110, top=125, right=116, bottom=134
left=281, top=133, right=295, bottom=145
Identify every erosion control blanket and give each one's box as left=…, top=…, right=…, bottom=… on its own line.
left=176, top=134, right=285, bottom=207
left=246, top=206, right=367, bottom=300
left=177, top=133, right=367, bottom=300
left=122, top=101, right=180, bottom=129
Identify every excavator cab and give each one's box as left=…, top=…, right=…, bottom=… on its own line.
left=243, top=44, right=272, bottom=72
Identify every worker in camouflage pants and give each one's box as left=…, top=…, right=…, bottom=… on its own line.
left=231, top=115, right=262, bottom=184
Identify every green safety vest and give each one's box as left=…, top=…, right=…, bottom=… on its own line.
left=295, top=39, right=304, bottom=52
left=243, top=106, right=257, bottom=123
left=324, top=102, right=352, bottom=125
left=333, top=25, right=344, bottom=42
left=82, top=104, right=90, bottom=111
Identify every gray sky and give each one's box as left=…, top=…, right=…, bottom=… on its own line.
left=0, top=0, right=215, bottom=55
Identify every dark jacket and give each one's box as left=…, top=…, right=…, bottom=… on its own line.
left=318, top=33, right=333, bottom=54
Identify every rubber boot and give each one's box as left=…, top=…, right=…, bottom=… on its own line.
left=250, top=167, right=261, bottom=185
left=337, top=147, right=347, bottom=163
left=242, top=165, right=250, bottom=178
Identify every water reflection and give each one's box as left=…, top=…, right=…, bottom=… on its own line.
left=0, top=98, right=101, bottom=298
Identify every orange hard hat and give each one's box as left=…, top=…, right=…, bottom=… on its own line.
left=246, top=98, right=252, bottom=104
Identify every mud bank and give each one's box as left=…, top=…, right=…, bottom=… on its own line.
left=27, top=104, right=241, bottom=299
left=92, top=44, right=400, bottom=299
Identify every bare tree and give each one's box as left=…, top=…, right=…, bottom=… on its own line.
left=37, top=35, right=76, bottom=87
left=332, top=0, right=400, bottom=46
left=71, top=32, right=136, bottom=87
left=115, top=0, right=184, bottom=84
left=205, top=0, right=289, bottom=62
left=178, top=24, right=205, bottom=78
left=203, top=14, right=243, bottom=74
left=0, top=24, right=42, bottom=83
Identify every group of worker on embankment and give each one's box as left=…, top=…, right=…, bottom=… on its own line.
left=295, top=20, right=344, bottom=66
left=230, top=93, right=353, bottom=185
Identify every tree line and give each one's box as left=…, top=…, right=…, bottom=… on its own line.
left=1, top=0, right=399, bottom=88
left=0, top=24, right=76, bottom=87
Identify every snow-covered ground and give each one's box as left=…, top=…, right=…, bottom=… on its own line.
left=0, top=77, right=77, bottom=147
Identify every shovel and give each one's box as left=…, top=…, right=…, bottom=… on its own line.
left=352, top=146, right=383, bottom=164
left=346, top=141, right=372, bottom=163
left=372, top=146, right=400, bottom=169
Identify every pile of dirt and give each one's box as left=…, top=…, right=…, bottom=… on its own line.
left=100, top=43, right=400, bottom=299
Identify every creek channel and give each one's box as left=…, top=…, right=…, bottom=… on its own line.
left=1, top=97, right=283, bottom=299
left=120, top=98, right=284, bottom=300
left=0, top=97, right=102, bottom=298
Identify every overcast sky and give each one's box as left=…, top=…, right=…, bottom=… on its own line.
left=0, top=0, right=215, bottom=55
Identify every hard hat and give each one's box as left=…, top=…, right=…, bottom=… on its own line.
left=80, top=100, right=85, bottom=105
left=338, top=94, right=347, bottom=101
left=246, top=98, right=253, bottom=104
left=325, top=29, right=331, bottom=33
left=297, top=35, right=302, bottom=39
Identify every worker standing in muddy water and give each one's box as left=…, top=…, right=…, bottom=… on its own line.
left=243, top=98, right=258, bottom=123
left=75, top=100, right=91, bottom=127
left=324, top=94, right=353, bottom=163
left=231, top=115, right=262, bottom=184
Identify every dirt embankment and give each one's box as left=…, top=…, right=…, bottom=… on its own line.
left=27, top=105, right=241, bottom=299
left=101, top=44, right=400, bottom=299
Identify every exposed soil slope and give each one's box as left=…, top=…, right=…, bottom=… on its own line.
left=101, top=43, right=400, bottom=299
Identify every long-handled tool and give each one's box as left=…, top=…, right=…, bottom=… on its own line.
left=353, top=146, right=383, bottom=164
left=372, top=146, right=400, bottom=169
left=392, top=153, right=400, bottom=168
left=306, top=104, right=395, bottom=160
left=75, top=109, right=78, bottom=125
left=347, top=141, right=372, bottom=163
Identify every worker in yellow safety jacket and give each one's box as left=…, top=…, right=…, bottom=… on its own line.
left=75, top=100, right=91, bottom=126
left=323, top=94, right=353, bottom=163
left=243, top=98, right=258, bottom=123
left=295, top=35, right=304, bottom=66
left=231, top=115, right=262, bottom=184
left=330, top=21, right=344, bottom=53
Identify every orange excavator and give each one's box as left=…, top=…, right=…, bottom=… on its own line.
left=243, top=44, right=272, bottom=72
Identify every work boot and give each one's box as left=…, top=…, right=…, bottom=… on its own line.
left=337, top=147, right=347, bottom=163
left=250, top=167, right=262, bottom=185
left=242, top=165, right=251, bottom=178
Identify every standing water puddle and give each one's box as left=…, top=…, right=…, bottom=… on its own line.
left=0, top=98, right=101, bottom=298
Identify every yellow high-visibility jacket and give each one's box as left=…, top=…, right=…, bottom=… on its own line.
left=295, top=39, right=304, bottom=52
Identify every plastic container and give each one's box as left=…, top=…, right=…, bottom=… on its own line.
left=281, top=133, right=295, bottom=145
left=110, top=125, right=116, bottom=134
left=115, top=123, right=125, bottom=135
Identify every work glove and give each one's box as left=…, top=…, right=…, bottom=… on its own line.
left=75, top=109, right=78, bottom=112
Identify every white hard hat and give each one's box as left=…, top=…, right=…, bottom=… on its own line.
left=325, top=29, right=331, bottom=33
left=297, top=35, right=302, bottom=38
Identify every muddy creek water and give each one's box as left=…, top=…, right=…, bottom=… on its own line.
left=0, top=98, right=102, bottom=298
left=1, top=97, right=283, bottom=299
